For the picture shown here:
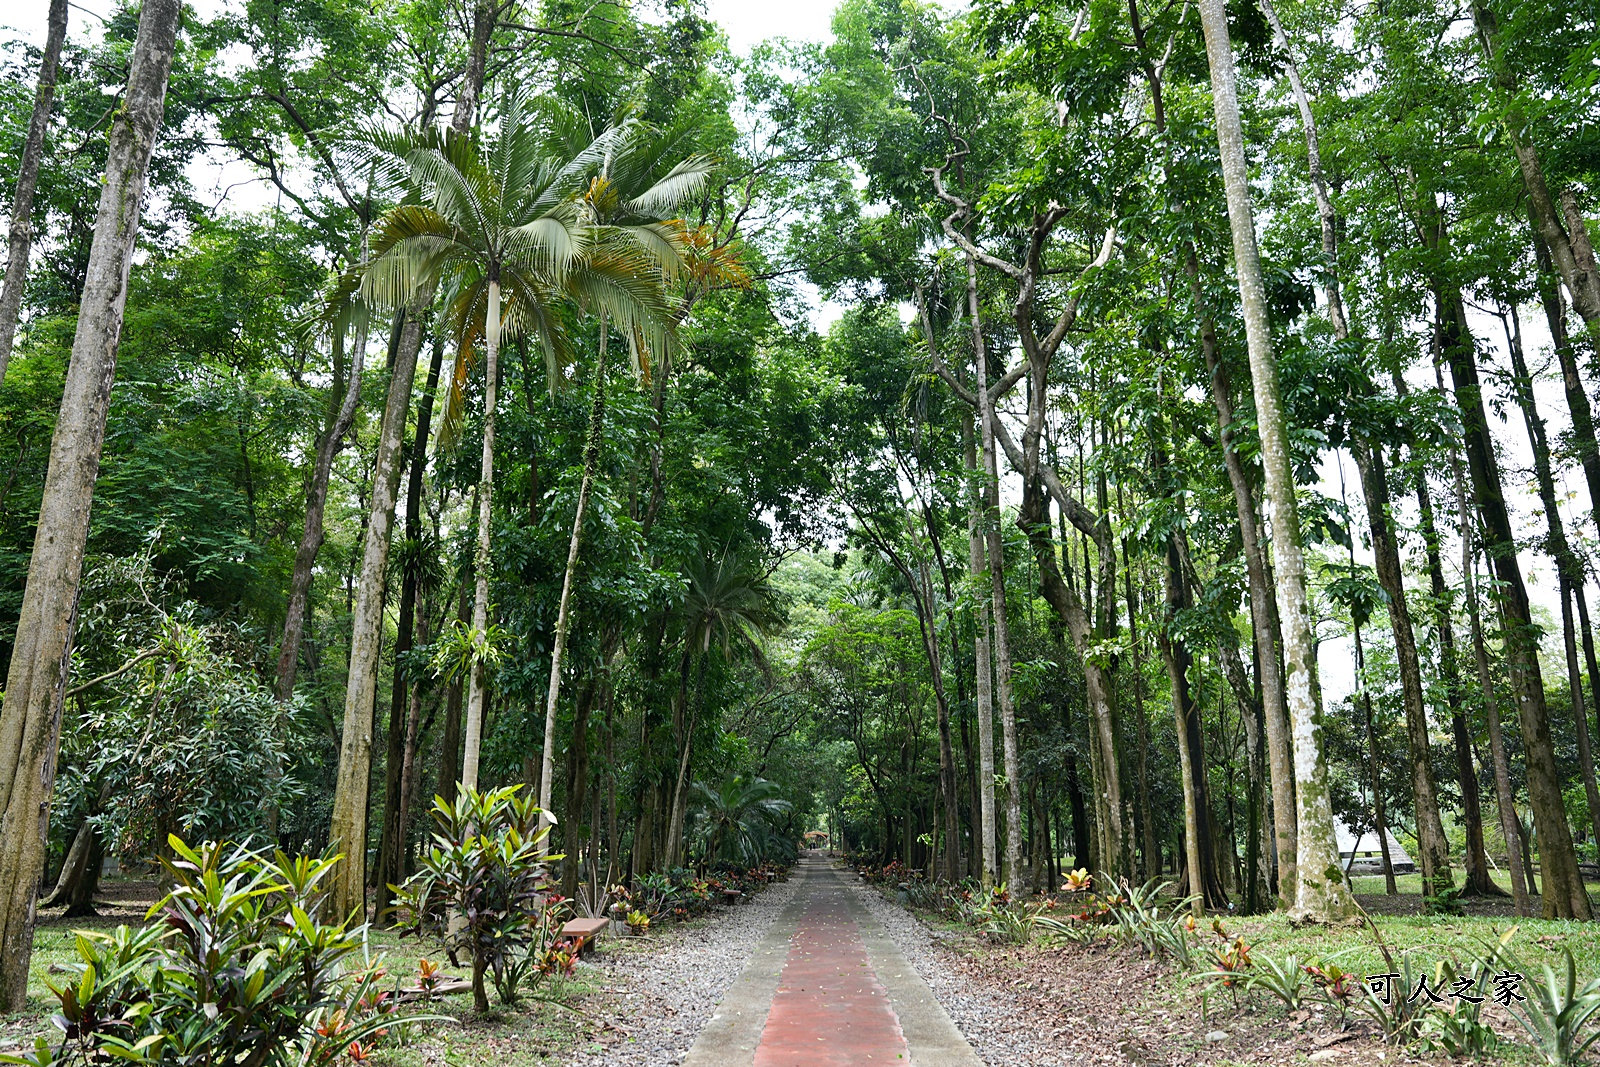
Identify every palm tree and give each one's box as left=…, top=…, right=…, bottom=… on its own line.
left=664, top=548, right=785, bottom=867
left=325, top=91, right=683, bottom=915
left=692, top=777, right=793, bottom=867
left=534, top=122, right=715, bottom=824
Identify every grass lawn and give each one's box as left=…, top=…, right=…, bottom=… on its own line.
left=1202, top=868, right=1600, bottom=986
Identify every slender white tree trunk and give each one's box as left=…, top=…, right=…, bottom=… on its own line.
left=540, top=315, right=609, bottom=820
left=0, top=0, right=182, bottom=1008
left=978, top=360, right=1023, bottom=888
left=965, top=273, right=997, bottom=887
left=1194, top=0, right=1357, bottom=920
left=462, top=279, right=502, bottom=789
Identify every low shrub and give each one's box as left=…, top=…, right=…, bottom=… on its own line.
left=2, top=837, right=427, bottom=1067
left=391, top=784, right=567, bottom=1012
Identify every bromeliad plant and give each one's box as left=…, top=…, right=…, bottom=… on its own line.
left=392, top=785, right=567, bottom=1012
left=1305, top=958, right=1360, bottom=1027
left=0, top=837, right=426, bottom=1067
left=1504, top=947, right=1600, bottom=1066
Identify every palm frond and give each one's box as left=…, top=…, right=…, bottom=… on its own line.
left=360, top=232, right=465, bottom=309
left=620, top=154, right=716, bottom=219
left=503, top=212, right=586, bottom=278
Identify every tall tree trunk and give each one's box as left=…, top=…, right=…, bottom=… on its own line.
left=1211, top=598, right=1272, bottom=911
left=1471, top=1, right=1600, bottom=337
left=327, top=311, right=422, bottom=920
left=1195, top=0, right=1354, bottom=920
left=322, top=0, right=489, bottom=840
left=1402, top=418, right=1500, bottom=896
left=964, top=405, right=997, bottom=886
left=982, top=437, right=1024, bottom=889
left=1123, top=550, right=1158, bottom=882
left=1443, top=405, right=1531, bottom=913
left=0, top=0, right=68, bottom=376
left=1022, top=475, right=1123, bottom=881
left=1438, top=293, right=1589, bottom=918
left=0, top=0, right=181, bottom=1009
left=396, top=610, right=433, bottom=868
left=1354, top=612, right=1397, bottom=895
left=1202, top=346, right=1296, bottom=906
left=1349, top=439, right=1453, bottom=898
left=375, top=333, right=443, bottom=915
left=922, top=558, right=961, bottom=883
left=460, top=280, right=504, bottom=791
left=438, top=584, right=468, bottom=806
left=1161, top=535, right=1225, bottom=911
left=1130, top=0, right=1293, bottom=904
left=1501, top=307, right=1600, bottom=858
left=970, top=261, right=1023, bottom=888
left=1532, top=232, right=1600, bottom=540
left=266, top=321, right=370, bottom=845
left=538, top=319, right=609, bottom=820
left=276, top=320, right=372, bottom=702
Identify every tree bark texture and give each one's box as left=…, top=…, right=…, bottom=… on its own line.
left=1195, top=0, right=1356, bottom=920
left=965, top=406, right=997, bottom=886
left=978, top=368, right=1024, bottom=889
left=1439, top=295, right=1589, bottom=918
left=375, top=331, right=444, bottom=913
left=1407, top=449, right=1501, bottom=896
left=0, top=0, right=182, bottom=1009
left=1161, top=535, right=1226, bottom=909
left=1201, top=341, right=1296, bottom=906
left=326, top=311, right=421, bottom=920
left=1349, top=438, right=1453, bottom=897
left=275, top=319, right=375, bottom=703
left=462, top=281, right=504, bottom=791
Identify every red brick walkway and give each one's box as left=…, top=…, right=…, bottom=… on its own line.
left=752, top=881, right=909, bottom=1066
left=683, top=856, right=978, bottom=1067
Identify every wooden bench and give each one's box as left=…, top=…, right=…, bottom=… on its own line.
left=560, top=917, right=610, bottom=956
left=721, top=888, right=744, bottom=905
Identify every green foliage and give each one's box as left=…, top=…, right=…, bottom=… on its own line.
left=1105, top=880, right=1200, bottom=967
left=392, top=786, right=567, bottom=1010
left=1505, top=949, right=1600, bottom=1066
left=691, top=776, right=793, bottom=865
left=57, top=552, right=293, bottom=863
left=1, top=837, right=424, bottom=1067
left=1353, top=949, right=1442, bottom=1047
left=1247, top=953, right=1311, bottom=1011
left=1417, top=962, right=1499, bottom=1057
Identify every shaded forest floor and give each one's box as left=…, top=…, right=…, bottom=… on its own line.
left=876, top=873, right=1600, bottom=1067
left=1, top=874, right=794, bottom=1067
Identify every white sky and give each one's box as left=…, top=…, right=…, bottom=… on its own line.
left=4, top=0, right=1584, bottom=711
left=705, top=0, right=838, bottom=54
left=3, top=0, right=842, bottom=51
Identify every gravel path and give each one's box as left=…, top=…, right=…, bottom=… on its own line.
left=559, top=876, right=799, bottom=1067
left=848, top=873, right=1062, bottom=1067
